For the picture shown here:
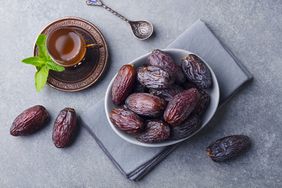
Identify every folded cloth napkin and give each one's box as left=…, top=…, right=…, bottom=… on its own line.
left=81, top=20, right=253, bottom=181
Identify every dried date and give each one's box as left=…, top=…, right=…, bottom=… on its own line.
left=133, top=80, right=149, bottom=93
left=137, top=66, right=174, bottom=89
left=148, top=49, right=186, bottom=83
left=52, top=108, right=77, bottom=148
left=182, top=54, right=212, bottom=89
left=136, top=120, right=170, bottom=143
left=171, top=114, right=201, bottom=140
left=110, top=108, right=144, bottom=134
left=112, top=64, right=136, bottom=105
left=164, top=88, right=200, bottom=126
left=149, top=85, right=183, bottom=102
left=193, top=89, right=210, bottom=116
left=10, top=105, right=49, bottom=136
left=125, top=93, right=166, bottom=117
left=206, top=135, right=251, bottom=162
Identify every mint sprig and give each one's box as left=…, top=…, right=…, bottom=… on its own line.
left=22, top=34, right=65, bottom=92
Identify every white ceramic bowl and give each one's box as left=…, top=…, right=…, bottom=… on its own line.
left=105, top=49, right=220, bottom=147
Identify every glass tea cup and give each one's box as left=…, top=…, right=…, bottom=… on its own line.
left=47, top=27, right=95, bottom=68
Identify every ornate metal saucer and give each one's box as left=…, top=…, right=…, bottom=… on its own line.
left=34, top=17, right=108, bottom=92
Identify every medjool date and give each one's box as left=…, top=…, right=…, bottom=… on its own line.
left=110, top=108, right=144, bottom=134
left=136, top=120, right=170, bottom=143
left=148, top=49, right=186, bottom=83
left=182, top=54, right=212, bottom=89
left=171, top=115, right=201, bottom=140
left=125, top=93, right=166, bottom=117
left=206, top=135, right=251, bottom=162
left=112, top=64, right=136, bottom=105
left=133, top=80, right=148, bottom=93
left=137, top=66, right=174, bottom=89
left=10, top=105, right=49, bottom=136
left=164, top=88, right=199, bottom=126
left=193, top=89, right=210, bottom=116
left=149, top=85, right=183, bottom=102
left=52, top=108, right=77, bottom=148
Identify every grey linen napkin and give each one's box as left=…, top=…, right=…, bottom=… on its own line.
left=81, top=20, right=253, bottom=181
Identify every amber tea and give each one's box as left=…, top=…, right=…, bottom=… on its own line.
left=47, top=27, right=86, bottom=67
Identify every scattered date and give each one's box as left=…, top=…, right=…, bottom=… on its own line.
left=10, top=105, right=49, bottom=136
left=52, top=108, right=78, bottom=148
left=206, top=135, right=251, bottom=162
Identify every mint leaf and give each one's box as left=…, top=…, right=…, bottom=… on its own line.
left=36, top=34, right=49, bottom=59
left=21, top=34, right=66, bottom=92
left=46, top=61, right=65, bottom=72
left=35, top=66, right=49, bottom=92
left=22, top=57, right=46, bottom=68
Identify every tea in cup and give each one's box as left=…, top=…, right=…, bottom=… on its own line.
left=47, top=27, right=92, bottom=67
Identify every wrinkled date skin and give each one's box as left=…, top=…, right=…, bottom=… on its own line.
left=137, top=66, right=174, bottom=89
left=125, top=93, right=167, bottom=117
left=10, top=105, right=49, bottom=136
left=206, top=135, right=251, bottom=162
left=112, top=64, right=136, bottom=105
left=150, top=85, right=184, bottom=102
left=148, top=49, right=186, bottom=83
left=193, top=89, right=210, bottom=116
left=164, top=88, right=200, bottom=126
left=110, top=108, right=144, bottom=134
left=137, top=120, right=170, bottom=143
left=182, top=54, right=212, bottom=89
left=52, top=108, right=77, bottom=148
left=171, top=114, right=201, bottom=140
left=133, top=80, right=149, bottom=93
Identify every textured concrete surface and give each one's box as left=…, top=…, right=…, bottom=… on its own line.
left=0, top=0, right=282, bottom=187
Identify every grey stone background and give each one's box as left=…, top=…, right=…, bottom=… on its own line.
left=0, top=0, right=281, bottom=187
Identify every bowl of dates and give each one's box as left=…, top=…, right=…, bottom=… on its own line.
left=105, top=49, right=220, bottom=147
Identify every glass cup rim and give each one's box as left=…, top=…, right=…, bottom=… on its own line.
left=46, top=26, right=86, bottom=68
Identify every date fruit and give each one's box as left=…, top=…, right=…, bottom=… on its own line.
left=148, top=49, right=186, bottom=83
left=171, top=114, right=201, bottom=140
left=193, top=89, right=210, bottom=116
left=10, top=105, right=49, bottom=136
left=182, top=54, right=212, bottom=89
left=136, top=120, right=170, bottom=143
left=52, top=108, right=77, bottom=148
left=206, top=135, right=251, bottom=162
left=164, top=88, right=199, bottom=126
left=112, top=64, right=136, bottom=105
left=137, top=66, right=174, bottom=89
left=150, top=85, right=183, bottom=102
left=110, top=108, right=144, bottom=134
left=125, top=93, right=166, bottom=117
left=133, top=80, right=148, bottom=93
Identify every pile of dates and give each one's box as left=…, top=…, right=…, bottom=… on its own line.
left=110, top=49, right=213, bottom=143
